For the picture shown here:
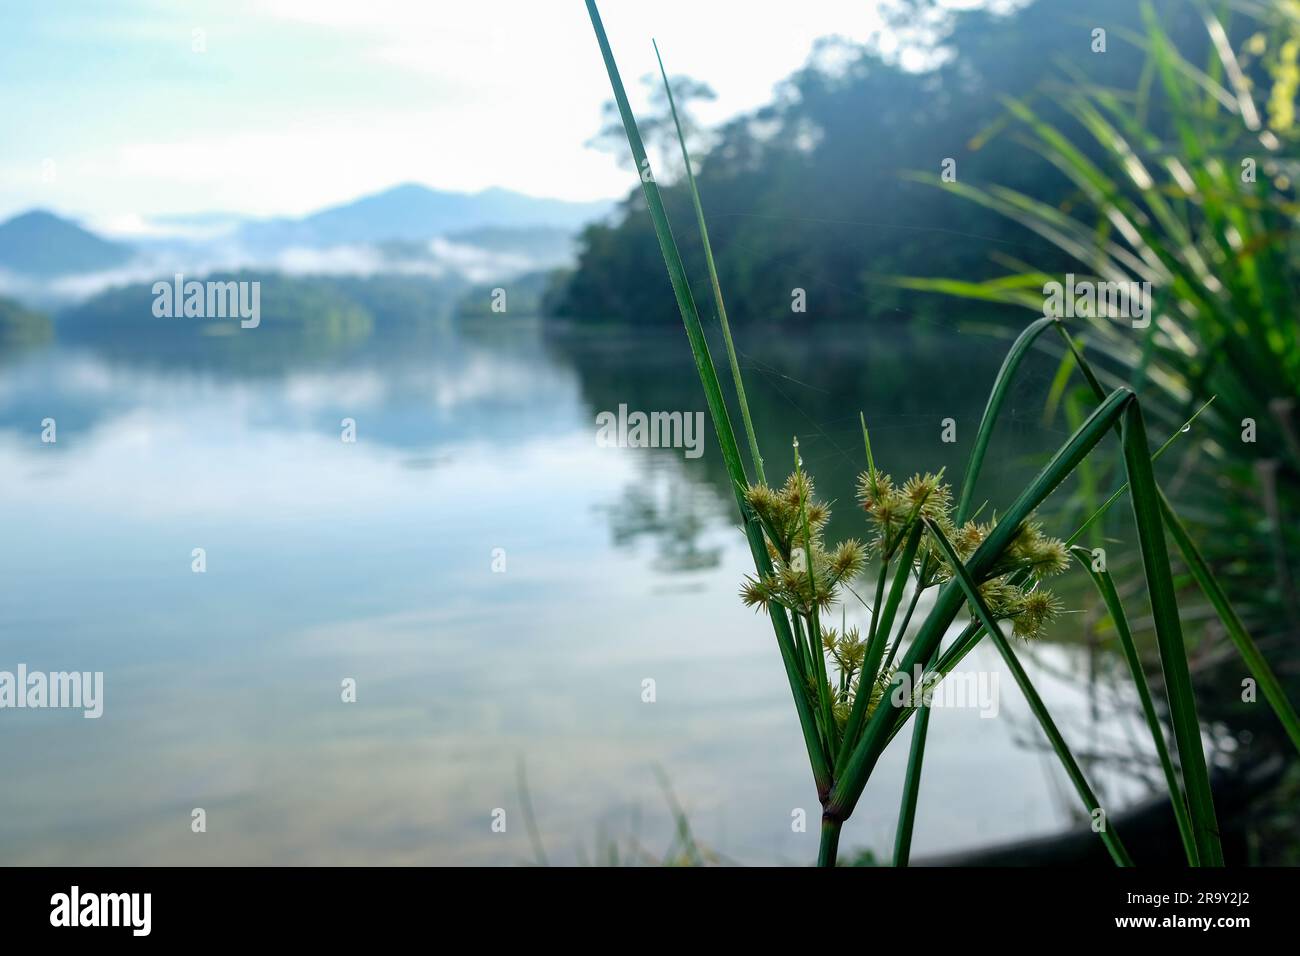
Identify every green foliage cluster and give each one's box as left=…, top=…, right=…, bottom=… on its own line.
left=556, top=0, right=1208, bottom=326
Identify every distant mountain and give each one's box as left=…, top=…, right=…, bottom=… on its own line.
left=237, top=184, right=611, bottom=250
left=0, top=211, right=135, bottom=277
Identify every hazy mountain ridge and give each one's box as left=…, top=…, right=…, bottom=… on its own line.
left=0, top=185, right=609, bottom=307
left=0, top=211, right=135, bottom=277
left=234, top=183, right=610, bottom=251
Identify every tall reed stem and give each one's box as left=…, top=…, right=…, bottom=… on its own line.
left=817, top=817, right=842, bottom=867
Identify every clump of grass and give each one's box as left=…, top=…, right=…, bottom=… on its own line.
left=518, top=761, right=725, bottom=866
left=740, top=462, right=1072, bottom=769
left=893, top=1, right=1300, bottom=755
left=584, top=0, right=1297, bottom=867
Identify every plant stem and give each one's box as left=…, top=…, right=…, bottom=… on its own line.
left=817, top=816, right=842, bottom=867
left=883, top=574, right=924, bottom=675
left=654, top=40, right=765, bottom=484
left=893, top=643, right=939, bottom=867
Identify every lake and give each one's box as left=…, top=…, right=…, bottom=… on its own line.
left=0, top=312, right=1221, bottom=864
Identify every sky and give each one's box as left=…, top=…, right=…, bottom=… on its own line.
left=0, top=1, right=978, bottom=231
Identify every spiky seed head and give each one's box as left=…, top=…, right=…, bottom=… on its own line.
left=871, top=489, right=911, bottom=532
left=838, top=633, right=866, bottom=669
left=977, top=578, right=1021, bottom=617
left=955, top=520, right=986, bottom=557
left=1027, top=537, right=1070, bottom=577
left=862, top=668, right=892, bottom=717
left=781, top=471, right=813, bottom=508
left=740, top=575, right=774, bottom=611
left=856, top=469, right=894, bottom=511
left=832, top=696, right=853, bottom=729
left=746, top=482, right=774, bottom=506
left=830, top=539, right=867, bottom=580
left=1011, top=589, right=1063, bottom=639
left=1009, top=519, right=1046, bottom=557
left=902, top=472, right=952, bottom=518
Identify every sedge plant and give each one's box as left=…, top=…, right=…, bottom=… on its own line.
left=583, top=0, right=1295, bottom=866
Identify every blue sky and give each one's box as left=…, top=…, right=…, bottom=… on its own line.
left=0, top=1, right=961, bottom=230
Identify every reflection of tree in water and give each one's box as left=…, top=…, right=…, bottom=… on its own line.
left=597, top=457, right=726, bottom=575
left=548, top=318, right=1030, bottom=545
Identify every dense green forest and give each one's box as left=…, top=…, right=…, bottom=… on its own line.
left=549, top=0, right=1211, bottom=326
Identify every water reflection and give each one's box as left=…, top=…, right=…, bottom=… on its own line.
left=0, top=312, right=1248, bottom=863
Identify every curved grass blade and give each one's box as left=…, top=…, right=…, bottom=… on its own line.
left=956, top=315, right=1059, bottom=523
left=926, top=519, right=1134, bottom=866
left=886, top=620, right=987, bottom=746
left=1063, top=395, right=1216, bottom=547
left=1071, top=546, right=1198, bottom=864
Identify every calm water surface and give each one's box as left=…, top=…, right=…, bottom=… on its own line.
left=0, top=316, right=1180, bottom=864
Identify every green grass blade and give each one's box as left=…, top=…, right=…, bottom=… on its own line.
left=892, top=643, right=938, bottom=867
left=1120, top=400, right=1223, bottom=865
left=1159, top=490, right=1300, bottom=755
left=584, top=0, right=832, bottom=790
left=653, top=41, right=765, bottom=485
left=1071, top=546, right=1198, bottom=864
left=882, top=564, right=926, bottom=674
left=1063, top=396, right=1216, bottom=548
left=1060, top=331, right=1300, bottom=759
left=956, top=316, right=1058, bottom=523
left=860, top=412, right=876, bottom=477
left=926, top=519, right=1134, bottom=866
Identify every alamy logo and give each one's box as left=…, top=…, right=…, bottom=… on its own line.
left=890, top=665, right=999, bottom=718
left=595, top=404, right=706, bottom=459
left=50, top=886, right=151, bottom=936
left=0, top=664, right=103, bottom=718
left=152, top=273, right=261, bottom=328
left=1043, top=273, right=1150, bottom=328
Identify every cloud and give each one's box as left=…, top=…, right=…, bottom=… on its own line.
left=1, top=0, right=892, bottom=221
